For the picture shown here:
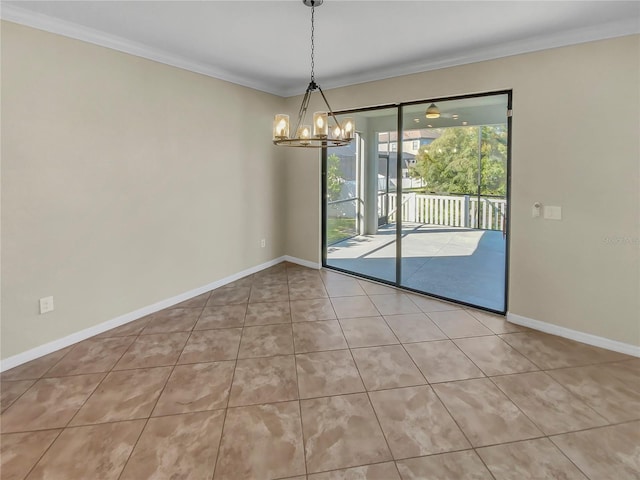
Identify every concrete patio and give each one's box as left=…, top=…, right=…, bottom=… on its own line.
left=326, top=223, right=506, bottom=311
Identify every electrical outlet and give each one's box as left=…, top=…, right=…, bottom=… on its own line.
left=39, top=296, right=54, bottom=314
left=260, top=238, right=266, bottom=248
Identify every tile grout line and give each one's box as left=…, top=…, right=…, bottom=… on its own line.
left=300, top=266, right=344, bottom=477
left=62, top=318, right=151, bottom=426
left=287, top=265, right=310, bottom=479
left=477, top=372, right=596, bottom=478
left=379, top=308, right=434, bottom=387
left=210, top=279, right=250, bottom=480
left=425, top=329, right=552, bottom=450
left=473, top=329, right=630, bottom=461
left=38, top=343, right=79, bottom=378
left=469, top=447, right=500, bottom=480
left=383, top=293, right=499, bottom=474
left=406, top=295, right=452, bottom=338
left=369, top=289, right=498, bottom=479
left=115, top=306, right=204, bottom=480
left=484, top=434, right=593, bottom=480
left=306, top=273, right=397, bottom=475
left=2, top=323, right=150, bottom=435
left=426, top=381, right=499, bottom=474
left=290, top=459, right=401, bottom=479
left=333, top=309, right=397, bottom=471
left=493, top=369, right=611, bottom=429
left=546, top=436, right=594, bottom=480
left=0, top=379, right=37, bottom=413
left=323, top=269, right=551, bottom=476
left=15, top=427, right=66, bottom=480
left=24, top=312, right=156, bottom=480
left=497, top=331, right=635, bottom=371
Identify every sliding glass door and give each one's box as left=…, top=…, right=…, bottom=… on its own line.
left=322, top=92, right=510, bottom=313
left=399, top=96, right=509, bottom=311
left=324, top=107, right=398, bottom=283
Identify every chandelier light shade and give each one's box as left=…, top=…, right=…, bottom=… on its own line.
left=273, top=114, right=290, bottom=140
left=273, top=0, right=354, bottom=148
left=313, top=112, right=329, bottom=137
left=342, top=117, right=355, bottom=139
left=298, top=125, right=312, bottom=145
left=425, top=103, right=441, bottom=119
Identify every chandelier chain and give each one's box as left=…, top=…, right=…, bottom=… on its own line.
left=310, top=5, right=315, bottom=81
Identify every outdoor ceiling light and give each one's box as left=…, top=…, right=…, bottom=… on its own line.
left=273, top=0, right=354, bottom=148
left=425, top=103, right=441, bottom=119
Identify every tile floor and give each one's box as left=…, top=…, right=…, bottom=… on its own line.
left=1, top=262, right=639, bottom=479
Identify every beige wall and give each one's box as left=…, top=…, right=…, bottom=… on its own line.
left=1, top=21, right=286, bottom=359
left=2, top=21, right=638, bottom=361
left=285, top=35, right=640, bottom=346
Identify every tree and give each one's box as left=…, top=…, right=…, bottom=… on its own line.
left=326, top=153, right=344, bottom=201
left=409, top=126, right=507, bottom=196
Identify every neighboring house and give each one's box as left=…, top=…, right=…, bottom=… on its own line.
left=378, top=129, right=440, bottom=155
left=379, top=129, right=440, bottom=180
left=331, top=129, right=437, bottom=189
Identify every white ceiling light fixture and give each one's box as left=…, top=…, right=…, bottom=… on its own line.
left=273, top=0, right=354, bottom=148
left=425, top=103, right=441, bottom=119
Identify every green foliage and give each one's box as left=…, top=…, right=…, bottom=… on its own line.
left=326, top=217, right=356, bottom=245
left=409, top=126, right=507, bottom=196
left=327, top=153, right=344, bottom=201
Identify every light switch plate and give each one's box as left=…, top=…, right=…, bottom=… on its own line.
left=532, top=202, right=542, bottom=218
left=544, top=205, right=562, bottom=220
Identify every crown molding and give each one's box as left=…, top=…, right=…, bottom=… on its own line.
left=280, top=16, right=640, bottom=97
left=0, top=3, right=287, bottom=96
left=2, top=3, right=638, bottom=99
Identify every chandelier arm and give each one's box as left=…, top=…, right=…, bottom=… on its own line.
left=292, top=86, right=313, bottom=137
left=317, top=85, right=343, bottom=129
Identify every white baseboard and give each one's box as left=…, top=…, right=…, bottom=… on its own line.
left=0, top=256, right=293, bottom=372
left=283, top=255, right=321, bottom=270
left=507, top=313, right=640, bottom=358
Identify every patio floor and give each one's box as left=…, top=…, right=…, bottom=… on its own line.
left=326, top=223, right=506, bottom=311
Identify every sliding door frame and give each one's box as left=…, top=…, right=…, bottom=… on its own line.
left=321, top=90, right=512, bottom=315
left=321, top=103, right=397, bottom=269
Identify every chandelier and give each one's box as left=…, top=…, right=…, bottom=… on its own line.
left=273, top=0, right=354, bottom=148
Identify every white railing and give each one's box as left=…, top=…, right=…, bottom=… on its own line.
left=388, top=193, right=506, bottom=231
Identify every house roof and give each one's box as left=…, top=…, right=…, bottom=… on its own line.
left=379, top=130, right=440, bottom=143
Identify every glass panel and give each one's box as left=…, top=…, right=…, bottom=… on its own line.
left=400, top=94, right=509, bottom=311
left=325, top=108, right=398, bottom=283
left=323, top=94, right=509, bottom=313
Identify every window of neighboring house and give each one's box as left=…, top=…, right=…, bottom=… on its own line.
left=412, top=140, right=420, bottom=150
left=390, top=142, right=397, bottom=152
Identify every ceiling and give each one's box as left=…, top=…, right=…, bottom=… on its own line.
left=2, top=1, right=639, bottom=97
